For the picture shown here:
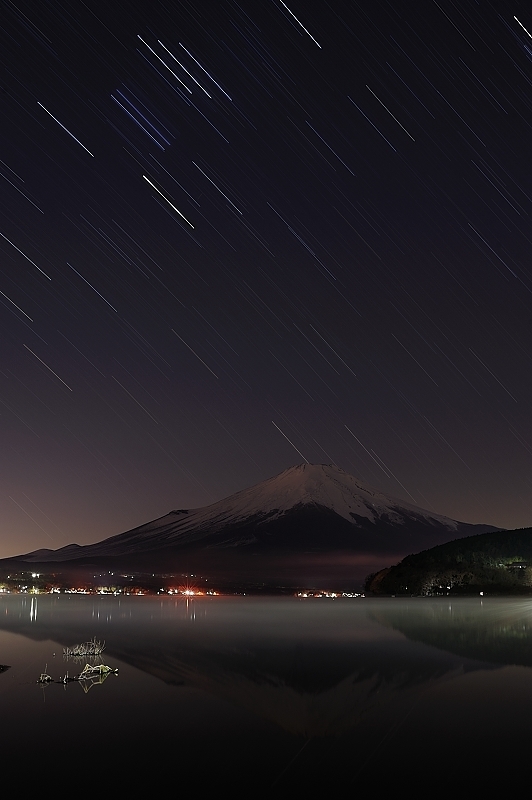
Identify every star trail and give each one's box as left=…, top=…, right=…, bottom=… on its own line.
left=1, top=0, right=532, bottom=557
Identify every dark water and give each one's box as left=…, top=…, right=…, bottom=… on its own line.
left=2, top=594, right=532, bottom=789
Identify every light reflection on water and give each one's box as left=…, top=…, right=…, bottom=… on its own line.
left=1, top=595, right=532, bottom=789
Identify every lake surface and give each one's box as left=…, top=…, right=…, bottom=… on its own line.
left=2, top=594, right=532, bottom=789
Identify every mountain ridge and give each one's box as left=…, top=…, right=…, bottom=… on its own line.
left=3, top=464, right=502, bottom=587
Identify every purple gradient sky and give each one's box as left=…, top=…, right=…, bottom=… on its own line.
left=2, top=0, right=532, bottom=558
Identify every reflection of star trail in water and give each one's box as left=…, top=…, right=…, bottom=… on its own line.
left=0, top=1, right=531, bottom=558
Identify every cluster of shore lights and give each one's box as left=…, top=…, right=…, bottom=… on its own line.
left=165, top=588, right=219, bottom=596
left=0, top=585, right=224, bottom=596
left=296, top=591, right=365, bottom=598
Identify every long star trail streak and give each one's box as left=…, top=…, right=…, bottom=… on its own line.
left=421, top=416, right=471, bottom=470
left=467, top=223, right=519, bottom=278
left=21, top=492, right=66, bottom=537
left=135, top=47, right=191, bottom=101
left=0, top=289, right=33, bottom=321
left=469, top=349, right=517, bottom=402
left=267, top=203, right=337, bottom=280
left=433, top=0, right=476, bottom=50
left=171, top=329, right=219, bottom=378
left=37, top=102, right=94, bottom=156
left=148, top=156, right=201, bottom=206
left=76, top=214, right=135, bottom=264
left=67, top=263, right=118, bottom=312
left=272, top=421, right=309, bottom=462
left=112, top=376, right=160, bottom=423
left=112, top=218, right=169, bottom=268
left=333, top=207, right=383, bottom=259
left=365, top=86, right=416, bottom=141
left=179, top=43, right=233, bottom=100
left=277, top=1, right=322, bottom=48
left=305, top=122, right=356, bottom=174
left=470, top=160, right=523, bottom=214
left=23, top=345, right=72, bottom=391
left=0, top=397, right=41, bottom=437
left=0, top=158, right=25, bottom=181
left=0, top=232, right=51, bottom=279
left=186, top=97, right=230, bottom=142
left=137, top=36, right=192, bottom=93
left=111, top=96, right=166, bottom=150
left=142, top=175, right=195, bottom=227
left=192, top=162, right=243, bottom=214
left=385, top=62, right=436, bottom=118
left=115, top=90, right=173, bottom=144
left=309, top=326, right=357, bottom=377
left=9, top=497, right=54, bottom=541
left=293, top=324, right=340, bottom=375
left=370, top=449, right=417, bottom=502
left=514, top=17, right=532, bottom=40
left=0, top=171, right=45, bottom=213
left=347, top=97, right=397, bottom=151
left=58, top=330, right=106, bottom=377
left=269, top=349, right=315, bottom=400
left=392, top=334, right=439, bottom=385
left=344, top=425, right=401, bottom=482
left=157, top=41, right=212, bottom=97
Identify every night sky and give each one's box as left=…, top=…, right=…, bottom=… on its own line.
left=2, top=0, right=532, bottom=558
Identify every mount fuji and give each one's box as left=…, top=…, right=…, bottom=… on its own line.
left=3, top=465, right=501, bottom=587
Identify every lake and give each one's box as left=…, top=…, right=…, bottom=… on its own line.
left=1, top=594, right=531, bottom=789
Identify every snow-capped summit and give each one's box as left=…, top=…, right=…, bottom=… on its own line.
left=12, top=464, right=500, bottom=578
left=209, top=463, right=458, bottom=527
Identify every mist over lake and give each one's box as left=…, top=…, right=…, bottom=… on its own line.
left=2, top=594, right=531, bottom=790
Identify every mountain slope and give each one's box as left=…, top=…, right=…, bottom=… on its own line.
left=366, top=527, right=532, bottom=595
left=9, top=465, right=500, bottom=579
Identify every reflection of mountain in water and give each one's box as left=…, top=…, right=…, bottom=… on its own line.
left=372, top=598, right=532, bottom=667
left=122, top=638, right=482, bottom=737
left=0, top=595, right=501, bottom=737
